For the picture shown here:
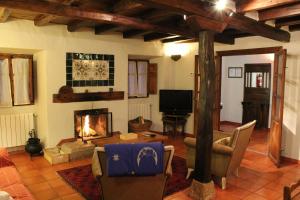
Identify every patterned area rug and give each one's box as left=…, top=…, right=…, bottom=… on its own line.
left=57, top=156, right=192, bottom=200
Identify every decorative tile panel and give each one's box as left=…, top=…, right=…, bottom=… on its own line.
left=66, top=52, right=114, bottom=87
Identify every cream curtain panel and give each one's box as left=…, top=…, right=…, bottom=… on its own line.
left=128, top=61, right=148, bottom=97
left=128, top=61, right=138, bottom=97
left=0, top=59, right=12, bottom=107
left=12, top=58, right=30, bottom=105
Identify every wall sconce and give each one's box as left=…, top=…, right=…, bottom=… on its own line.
left=171, top=55, right=181, bottom=61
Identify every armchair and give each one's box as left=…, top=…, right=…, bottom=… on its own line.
left=92, top=145, right=174, bottom=200
left=184, top=120, right=256, bottom=189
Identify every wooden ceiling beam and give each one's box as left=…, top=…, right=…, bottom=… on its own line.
left=67, top=0, right=141, bottom=32
left=113, top=0, right=145, bottom=14
left=135, top=0, right=290, bottom=42
left=275, top=16, right=300, bottom=28
left=0, top=0, right=198, bottom=39
left=230, top=12, right=290, bottom=42
left=94, top=24, right=120, bottom=34
left=143, top=33, right=175, bottom=41
left=0, top=7, right=10, bottom=22
left=236, top=0, right=298, bottom=13
left=186, top=15, right=228, bottom=33
left=96, top=8, right=177, bottom=36
left=289, top=24, right=300, bottom=32
left=161, top=36, right=190, bottom=43
left=34, top=0, right=78, bottom=26
left=123, top=29, right=152, bottom=38
left=259, top=2, right=300, bottom=21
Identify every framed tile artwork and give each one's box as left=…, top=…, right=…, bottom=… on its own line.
left=228, top=67, right=243, bottom=78
left=66, top=52, right=115, bottom=87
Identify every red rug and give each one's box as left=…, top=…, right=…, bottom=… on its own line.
left=57, top=156, right=192, bottom=200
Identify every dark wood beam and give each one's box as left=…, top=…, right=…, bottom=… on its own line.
left=113, top=0, right=145, bottom=14
left=0, top=0, right=195, bottom=37
left=68, top=0, right=144, bottom=32
left=275, top=16, right=300, bottom=28
left=289, top=24, right=300, bottom=32
left=123, top=29, right=152, bottom=38
left=143, top=33, right=174, bottom=41
left=236, top=0, right=298, bottom=13
left=161, top=36, right=189, bottom=43
left=0, top=7, right=10, bottom=22
left=229, top=12, right=290, bottom=42
left=259, top=2, right=300, bottom=21
left=187, top=15, right=228, bottom=33
left=94, top=24, right=120, bottom=34
left=34, top=0, right=78, bottom=26
left=135, top=0, right=290, bottom=42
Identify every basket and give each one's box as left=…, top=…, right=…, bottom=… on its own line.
left=128, top=118, right=152, bottom=132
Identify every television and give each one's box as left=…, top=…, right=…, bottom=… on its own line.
left=159, top=90, right=193, bottom=114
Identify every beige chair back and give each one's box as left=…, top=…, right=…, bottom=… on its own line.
left=226, top=120, right=256, bottom=175
left=92, top=145, right=174, bottom=200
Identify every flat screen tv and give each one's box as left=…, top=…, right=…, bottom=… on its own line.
left=159, top=90, right=193, bottom=114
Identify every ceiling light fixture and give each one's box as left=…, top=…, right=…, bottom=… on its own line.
left=183, top=14, right=187, bottom=21
left=215, top=0, right=227, bottom=10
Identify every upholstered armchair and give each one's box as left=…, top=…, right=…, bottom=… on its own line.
left=92, top=145, right=174, bottom=200
left=184, top=120, right=256, bottom=189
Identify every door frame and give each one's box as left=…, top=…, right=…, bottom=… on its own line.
left=213, top=46, right=286, bottom=166
left=215, top=46, right=283, bottom=127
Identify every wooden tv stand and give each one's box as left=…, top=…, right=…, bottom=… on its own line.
left=162, top=113, right=190, bottom=136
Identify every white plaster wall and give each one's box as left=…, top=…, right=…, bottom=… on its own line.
left=0, top=19, right=163, bottom=147
left=221, top=54, right=274, bottom=126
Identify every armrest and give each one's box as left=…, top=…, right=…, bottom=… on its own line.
left=184, top=137, right=196, bottom=148
left=213, top=130, right=233, bottom=142
left=92, top=147, right=104, bottom=178
left=213, top=143, right=233, bottom=155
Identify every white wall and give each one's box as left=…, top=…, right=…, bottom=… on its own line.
left=221, top=54, right=274, bottom=126
left=0, top=19, right=163, bottom=147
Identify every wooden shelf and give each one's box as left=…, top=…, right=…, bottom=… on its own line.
left=53, top=86, right=124, bottom=103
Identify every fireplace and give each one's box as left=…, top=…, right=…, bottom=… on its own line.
left=74, top=108, right=112, bottom=141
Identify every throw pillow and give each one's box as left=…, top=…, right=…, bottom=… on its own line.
left=0, top=148, right=14, bottom=168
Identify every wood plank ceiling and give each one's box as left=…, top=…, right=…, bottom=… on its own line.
left=0, top=0, right=298, bottom=44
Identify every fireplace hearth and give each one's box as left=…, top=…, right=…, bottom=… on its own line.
left=74, top=108, right=112, bottom=141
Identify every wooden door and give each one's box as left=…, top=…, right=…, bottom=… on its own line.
left=194, top=55, right=221, bottom=135
left=268, top=49, right=287, bottom=167
left=213, top=55, right=222, bottom=130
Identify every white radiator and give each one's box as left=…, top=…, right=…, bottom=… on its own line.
left=128, top=103, right=152, bottom=120
left=0, top=113, right=34, bottom=147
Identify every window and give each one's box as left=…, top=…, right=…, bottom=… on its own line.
left=128, top=60, right=148, bottom=98
left=0, top=54, right=34, bottom=107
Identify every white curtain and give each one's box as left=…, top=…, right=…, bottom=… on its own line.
left=137, top=61, right=148, bottom=97
left=0, top=59, right=12, bottom=107
left=12, top=58, right=30, bottom=105
left=128, top=61, right=138, bottom=97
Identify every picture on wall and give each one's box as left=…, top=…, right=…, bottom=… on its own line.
left=66, top=52, right=114, bottom=87
left=228, top=67, right=243, bottom=78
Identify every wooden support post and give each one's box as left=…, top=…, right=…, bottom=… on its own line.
left=189, top=31, right=215, bottom=200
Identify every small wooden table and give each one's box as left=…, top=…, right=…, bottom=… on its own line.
left=91, top=131, right=168, bottom=147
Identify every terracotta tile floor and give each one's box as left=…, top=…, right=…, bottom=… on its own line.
left=9, top=128, right=299, bottom=200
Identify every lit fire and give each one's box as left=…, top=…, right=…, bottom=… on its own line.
left=83, top=115, right=90, bottom=136
left=82, top=115, right=96, bottom=137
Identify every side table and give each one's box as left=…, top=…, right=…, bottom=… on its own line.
left=162, top=114, right=190, bottom=136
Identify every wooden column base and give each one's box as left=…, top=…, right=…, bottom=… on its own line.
left=189, top=180, right=215, bottom=200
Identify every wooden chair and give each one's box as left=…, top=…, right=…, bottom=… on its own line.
left=284, top=179, right=300, bottom=200
left=91, top=145, right=174, bottom=200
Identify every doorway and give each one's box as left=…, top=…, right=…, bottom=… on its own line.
left=194, top=47, right=287, bottom=166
